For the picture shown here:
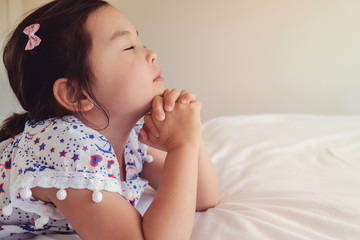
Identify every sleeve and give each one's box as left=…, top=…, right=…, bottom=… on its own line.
left=2, top=117, right=125, bottom=227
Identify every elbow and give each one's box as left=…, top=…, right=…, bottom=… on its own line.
left=196, top=200, right=218, bottom=212
left=196, top=194, right=219, bottom=212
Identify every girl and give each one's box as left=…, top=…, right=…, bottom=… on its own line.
left=0, top=0, right=219, bottom=239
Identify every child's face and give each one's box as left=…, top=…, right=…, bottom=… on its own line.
left=86, top=5, right=165, bottom=120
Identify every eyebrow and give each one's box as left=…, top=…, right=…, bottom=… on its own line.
left=110, top=30, right=139, bottom=41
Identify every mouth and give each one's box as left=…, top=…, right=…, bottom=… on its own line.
left=153, top=69, right=165, bottom=82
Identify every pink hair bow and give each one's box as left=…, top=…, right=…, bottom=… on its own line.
left=23, top=23, right=41, bottom=50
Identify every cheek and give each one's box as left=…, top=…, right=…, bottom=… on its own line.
left=90, top=58, right=155, bottom=111
left=125, top=60, right=148, bottom=79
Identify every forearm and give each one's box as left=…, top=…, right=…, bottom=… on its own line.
left=142, top=144, right=199, bottom=240
left=196, top=139, right=219, bottom=211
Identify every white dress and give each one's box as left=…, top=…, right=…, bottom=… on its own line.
left=0, top=115, right=153, bottom=239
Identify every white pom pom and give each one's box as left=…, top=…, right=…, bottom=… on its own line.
left=35, top=216, right=49, bottom=229
left=56, top=189, right=67, bottom=200
left=20, top=188, right=32, bottom=199
left=40, top=215, right=50, bottom=224
left=144, top=155, right=153, bottom=163
left=92, top=190, right=103, bottom=203
left=125, top=190, right=135, bottom=200
left=35, top=219, right=43, bottom=229
left=2, top=204, right=13, bottom=216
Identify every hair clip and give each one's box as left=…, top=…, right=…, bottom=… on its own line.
left=23, top=23, right=41, bottom=50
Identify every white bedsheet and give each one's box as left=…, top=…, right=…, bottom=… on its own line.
left=192, top=114, right=360, bottom=240
left=34, top=114, right=360, bottom=239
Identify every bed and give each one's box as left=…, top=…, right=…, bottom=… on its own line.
left=34, top=114, right=360, bottom=239
left=191, top=114, right=360, bottom=239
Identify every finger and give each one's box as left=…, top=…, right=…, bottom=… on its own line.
left=139, top=124, right=162, bottom=149
left=152, top=95, right=165, bottom=121
left=179, top=90, right=196, bottom=104
left=138, top=127, right=149, bottom=143
left=139, top=127, right=156, bottom=148
left=192, top=100, right=202, bottom=110
left=143, top=114, right=160, bottom=137
left=162, top=88, right=171, bottom=96
left=163, top=88, right=180, bottom=112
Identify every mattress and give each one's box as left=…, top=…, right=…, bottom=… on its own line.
left=33, top=114, right=360, bottom=239
left=191, top=114, right=360, bottom=240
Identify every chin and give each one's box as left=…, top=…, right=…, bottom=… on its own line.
left=156, top=87, right=165, bottom=96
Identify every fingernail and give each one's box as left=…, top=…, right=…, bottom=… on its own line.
left=157, top=113, right=165, bottom=121
left=181, top=98, right=188, bottom=104
left=165, top=104, right=173, bottom=111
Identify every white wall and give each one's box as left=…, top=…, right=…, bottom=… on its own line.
left=1, top=0, right=360, bottom=122
left=0, top=0, right=51, bottom=120
left=0, top=0, right=22, bottom=120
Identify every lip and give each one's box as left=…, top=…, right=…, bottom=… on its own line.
left=153, top=69, right=165, bottom=82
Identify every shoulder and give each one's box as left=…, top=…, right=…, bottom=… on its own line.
left=3, top=116, right=124, bottom=213
left=15, top=116, right=120, bottom=179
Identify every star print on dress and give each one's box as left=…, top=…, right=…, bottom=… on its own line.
left=0, top=115, right=152, bottom=238
left=39, top=143, right=46, bottom=150
left=59, top=150, right=67, bottom=157
left=72, top=154, right=80, bottom=162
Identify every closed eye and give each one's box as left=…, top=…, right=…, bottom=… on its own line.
left=124, top=46, right=135, bottom=51
left=124, top=45, right=147, bottom=51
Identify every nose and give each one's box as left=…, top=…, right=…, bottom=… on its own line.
left=146, top=49, right=157, bottom=64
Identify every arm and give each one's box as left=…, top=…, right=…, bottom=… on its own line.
left=32, top=100, right=202, bottom=240
left=140, top=89, right=219, bottom=211
left=32, top=187, right=144, bottom=240
left=141, top=99, right=202, bottom=239
left=141, top=139, right=218, bottom=211
left=143, top=143, right=199, bottom=239
left=196, top=139, right=219, bottom=211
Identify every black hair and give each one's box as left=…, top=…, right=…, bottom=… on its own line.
left=0, top=0, right=109, bottom=142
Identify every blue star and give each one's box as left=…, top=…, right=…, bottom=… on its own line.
left=72, top=154, right=80, bottom=162
left=59, top=150, right=67, bottom=157
left=39, top=143, right=46, bottom=151
left=34, top=138, right=40, bottom=144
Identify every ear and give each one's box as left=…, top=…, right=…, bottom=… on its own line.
left=53, top=78, right=94, bottom=112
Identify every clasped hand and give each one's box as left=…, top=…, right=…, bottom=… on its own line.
left=139, top=89, right=202, bottom=152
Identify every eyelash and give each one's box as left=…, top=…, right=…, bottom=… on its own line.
left=124, top=46, right=135, bottom=51
left=123, top=45, right=147, bottom=51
